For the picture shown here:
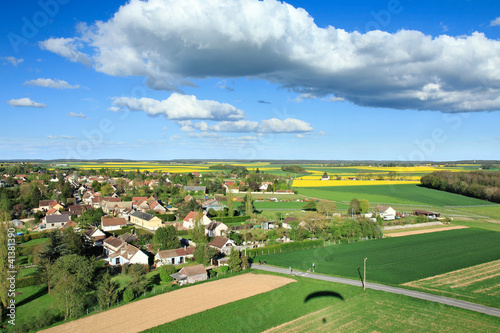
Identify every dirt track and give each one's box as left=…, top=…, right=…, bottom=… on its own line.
left=41, top=273, right=295, bottom=333
left=386, top=225, right=468, bottom=237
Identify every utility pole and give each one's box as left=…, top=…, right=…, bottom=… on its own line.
left=364, top=257, right=367, bottom=291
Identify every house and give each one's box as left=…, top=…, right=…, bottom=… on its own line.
left=208, top=236, right=235, bottom=255
left=376, top=206, right=396, bottom=218
left=103, top=236, right=124, bottom=256
left=282, top=217, right=298, bottom=230
left=414, top=210, right=441, bottom=218
left=39, top=214, right=71, bottom=230
left=223, top=182, right=239, bottom=194
left=85, top=227, right=106, bottom=246
left=118, top=232, right=140, bottom=244
left=106, top=241, right=149, bottom=266
left=61, top=220, right=79, bottom=230
left=130, top=211, right=163, bottom=230
left=183, top=186, right=206, bottom=193
left=37, top=200, right=57, bottom=212
left=321, top=173, right=330, bottom=181
left=101, top=217, right=128, bottom=231
left=205, top=221, right=228, bottom=237
left=203, top=200, right=227, bottom=212
left=68, top=204, right=91, bottom=217
left=182, top=211, right=212, bottom=229
left=170, top=264, right=207, bottom=286
left=45, top=207, right=61, bottom=216
left=101, top=201, right=133, bottom=214
left=155, top=247, right=195, bottom=267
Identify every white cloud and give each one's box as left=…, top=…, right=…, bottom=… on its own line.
left=7, top=98, right=47, bottom=108
left=195, top=120, right=259, bottom=132
left=238, top=136, right=258, bottom=141
left=316, top=131, right=327, bottom=136
left=259, top=118, right=313, bottom=133
left=490, top=17, right=500, bottom=26
left=68, top=112, right=88, bottom=119
left=3, top=57, right=23, bottom=66
left=187, top=132, right=223, bottom=139
left=39, top=37, right=92, bottom=66
left=40, top=0, right=500, bottom=112
left=178, top=120, right=195, bottom=132
left=24, top=78, right=80, bottom=89
left=108, top=106, right=120, bottom=112
left=46, top=135, right=76, bottom=140
left=296, top=134, right=305, bottom=138
left=112, top=93, right=245, bottom=120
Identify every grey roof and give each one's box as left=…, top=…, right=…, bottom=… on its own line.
left=131, top=211, right=154, bottom=221
left=183, top=186, right=206, bottom=192
left=44, top=214, right=71, bottom=223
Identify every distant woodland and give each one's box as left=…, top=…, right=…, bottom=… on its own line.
left=420, top=171, right=500, bottom=203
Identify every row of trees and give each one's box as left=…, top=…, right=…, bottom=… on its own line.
left=421, top=171, right=500, bottom=203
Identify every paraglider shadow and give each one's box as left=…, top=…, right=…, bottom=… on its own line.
left=303, top=290, right=345, bottom=303
left=358, top=267, right=364, bottom=288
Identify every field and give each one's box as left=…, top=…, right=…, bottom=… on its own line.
left=297, top=184, right=497, bottom=207
left=256, top=228, right=500, bottom=291
left=385, top=225, right=469, bottom=237
left=147, top=272, right=500, bottom=333
left=404, top=260, right=500, bottom=308
left=40, top=274, right=294, bottom=333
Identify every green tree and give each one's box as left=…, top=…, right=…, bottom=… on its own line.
left=91, top=180, right=101, bottom=192
left=193, top=243, right=217, bottom=266
left=349, top=198, right=360, bottom=215
left=28, top=185, right=42, bottom=209
left=159, top=265, right=178, bottom=283
left=153, top=225, right=180, bottom=251
left=316, top=200, right=336, bottom=216
left=359, top=199, right=370, bottom=214
left=50, top=254, right=95, bottom=320
left=76, top=208, right=104, bottom=227
left=227, top=191, right=234, bottom=217
left=128, top=264, right=149, bottom=295
left=97, top=271, right=118, bottom=309
left=189, top=210, right=206, bottom=244
left=100, top=183, right=114, bottom=197
left=123, top=287, right=135, bottom=303
left=302, top=200, right=317, bottom=211
left=227, top=248, right=242, bottom=272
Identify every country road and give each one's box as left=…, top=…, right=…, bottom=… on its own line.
left=251, top=264, right=500, bottom=318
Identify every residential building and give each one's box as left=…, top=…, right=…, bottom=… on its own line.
left=101, top=217, right=127, bottom=231
left=208, top=236, right=236, bottom=255
left=130, top=211, right=163, bottom=230
left=155, top=247, right=195, bottom=267
left=170, top=264, right=207, bottom=285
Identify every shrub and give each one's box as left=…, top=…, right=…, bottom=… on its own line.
left=17, top=275, right=39, bottom=288
left=123, top=287, right=135, bottom=302
left=159, top=265, right=178, bottom=283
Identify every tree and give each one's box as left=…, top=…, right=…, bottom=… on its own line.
left=123, top=287, right=135, bottom=303
left=302, top=201, right=317, bottom=211
left=227, top=191, right=234, bottom=217
left=359, top=199, right=370, bottom=214
left=0, top=221, right=12, bottom=319
left=193, top=243, right=218, bottom=266
left=97, top=271, right=118, bottom=309
left=159, top=265, right=178, bottom=283
left=76, top=208, right=104, bottom=227
left=100, top=183, right=114, bottom=197
left=28, top=185, right=42, bottom=209
left=50, top=254, right=95, bottom=320
left=91, top=180, right=101, bottom=192
left=349, top=198, right=360, bottom=215
left=153, top=225, right=180, bottom=251
left=189, top=210, right=206, bottom=244
left=128, top=264, right=149, bottom=295
left=228, top=248, right=242, bottom=272
left=316, top=200, right=336, bottom=216
left=238, top=192, right=254, bottom=216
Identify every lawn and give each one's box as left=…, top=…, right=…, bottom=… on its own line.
left=297, top=184, right=496, bottom=207
left=20, top=237, right=49, bottom=246
left=256, top=228, right=500, bottom=287
left=145, top=272, right=500, bottom=333
left=254, top=201, right=306, bottom=210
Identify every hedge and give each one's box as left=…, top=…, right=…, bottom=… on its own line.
left=247, top=239, right=325, bottom=257
left=216, top=215, right=251, bottom=224
left=19, top=243, right=44, bottom=256
left=154, top=213, right=176, bottom=222
left=15, top=231, right=49, bottom=243
left=17, top=275, right=40, bottom=288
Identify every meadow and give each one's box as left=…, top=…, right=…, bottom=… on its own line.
left=145, top=272, right=500, bottom=333
left=256, top=228, right=500, bottom=290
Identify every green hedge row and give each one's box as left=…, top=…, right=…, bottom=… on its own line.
left=247, top=239, right=325, bottom=257
left=215, top=215, right=250, bottom=224
left=15, top=231, right=49, bottom=243
left=19, top=244, right=44, bottom=256
left=17, top=275, right=40, bottom=288
left=154, top=213, right=177, bottom=222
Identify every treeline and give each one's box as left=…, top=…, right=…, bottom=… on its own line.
left=420, top=171, right=500, bottom=203
left=208, top=164, right=248, bottom=172
left=281, top=165, right=308, bottom=174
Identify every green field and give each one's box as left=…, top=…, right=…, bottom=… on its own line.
left=145, top=272, right=500, bottom=333
left=257, top=228, right=500, bottom=287
left=298, top=184, right=496, bottom=207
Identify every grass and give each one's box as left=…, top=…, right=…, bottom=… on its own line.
left=18, top=266, right=37, bottom=278
left=20, top=237, right=49, bottom=246
left=257, top=228, right=500, bottom=287
left=254, top=201, right=306, bottom=210
left=297, top=184, right=496, bottom=207
left=144, top=271, right=500, bottom=333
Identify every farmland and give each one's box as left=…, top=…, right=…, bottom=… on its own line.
left=255, top=228, right=500, bottom=296
left=147, top=272, right=500, bottom=333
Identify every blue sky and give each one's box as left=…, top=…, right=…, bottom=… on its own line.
left=1, top=0, right=500, bottom=161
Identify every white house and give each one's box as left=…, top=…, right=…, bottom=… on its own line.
left=376, top=206, right=396, bottom=218
left=84, top=227, right=106, bottom=246
left=204, top=221, right=228, bottom=237
left=39, top=214, right=71, bottom=231
left=155, top=247, right=195, bottom=267
left=208, top=236, right=236, bottom=255
left=183, top=211, right=212, bottom=229
left=101, top=217, right=127, bottom=231
left=103, top=236, right=149, bottom=266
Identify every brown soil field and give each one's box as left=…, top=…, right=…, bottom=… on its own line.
left=386, top=225, right=468, bottom=237
left=40, top=273, right=295, bottom=333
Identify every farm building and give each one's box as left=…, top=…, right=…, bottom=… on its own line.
left=170, top=264, right=208, bottom=285
left=414, top=210, right=441, bottom=218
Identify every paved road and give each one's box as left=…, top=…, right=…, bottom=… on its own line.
left=251, top=264, right=500, bottom=318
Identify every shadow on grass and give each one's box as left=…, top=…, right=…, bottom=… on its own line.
left=17, top=286, right=48, bottom=307
left=304, top=290, right=344, bottom=303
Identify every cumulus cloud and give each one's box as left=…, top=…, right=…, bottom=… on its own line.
left=194, top=120, right=259, bottom=132
left=490, top=17, right=500, bottom=26
left=24, top=78, right=80, bottom=89
left=40, top=0, right=500, bottom=112
left=39, top=37, right=92, bottom=66
left=259, top=118, right=313, bottom=133
left=112, top=93, right=245, bottom=120
left=7, top=98, right=47, bottom=108
left=2, top=57, right=23, bottom=66
left=68, top=112, right=88, bottom=119
left=188, top=118, right=313, bottom=133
